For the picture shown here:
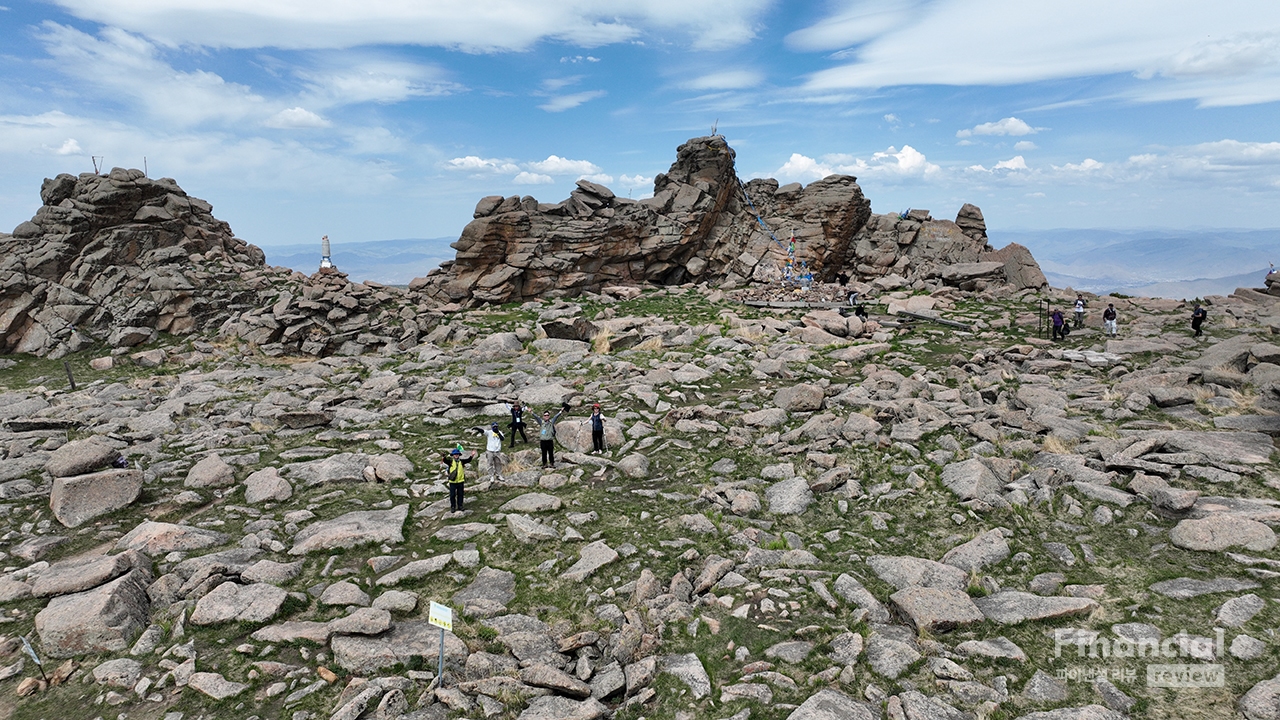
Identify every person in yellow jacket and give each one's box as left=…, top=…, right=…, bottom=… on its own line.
left=441, top=447, right=475, bottom=513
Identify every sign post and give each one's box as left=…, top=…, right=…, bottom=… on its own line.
left=427, top=601, right=453, bottom=687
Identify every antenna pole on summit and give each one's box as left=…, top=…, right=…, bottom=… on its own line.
left=711, top=119, right=718, bottom=137
left=143, top=157, right=148, bottom=177
left=91, top=156, right=103, bottom=174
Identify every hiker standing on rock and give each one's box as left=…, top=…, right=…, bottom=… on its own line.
left=531, top=403, right=568, bottom=469
left=472, top=422, right=505, bottom=483
left=441, top=446, right=475, bottom=513
left=1191, top=304, right=1208, bottom=337
left=507, top=400, right=528, bottom=447
left=1102, top=303, right=1118, bottom=337
left=1051, top=308, right=1066, bottom=340
left=1074, top=294, right=1086, bottom=329
left=589, top=403, right=607, bottom=455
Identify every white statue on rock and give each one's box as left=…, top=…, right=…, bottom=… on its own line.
left=320, top=235, right=333, bottom=269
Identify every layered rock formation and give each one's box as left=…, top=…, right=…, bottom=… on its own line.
left=0, top=169, right=266, bottom=357
left=415, top=135, right=1047, bottom=305
left=1, top=170, right=442, bottom=357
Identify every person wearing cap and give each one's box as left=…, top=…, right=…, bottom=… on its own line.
left=589, top=404, right=607, bottom=454
left=477, top=421, right=505, bottom=482
left=441, top=446, right=475, bottom=513
left=530, top=403, right=567, bottom=468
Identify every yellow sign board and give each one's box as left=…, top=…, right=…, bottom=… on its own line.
left=428, top=601, right=453, bottom=632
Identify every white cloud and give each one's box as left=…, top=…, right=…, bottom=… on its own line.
left=513, top=171, right=553, bottom=184
left=883, top=113, right=899, bottom=123
left=55, top=138, right=82, bottom=155
left=445, top=156, right=520, bottom=173
left=542, top=76, right=582, bottom=91
left=265, top=107, right=330, bottom=129
left=560, top=56, right=601, bottom=63
left=538, top=90, right=606, bottom=112
left=0, top=110, right=409, bottom=196
left=777, top=153, right=830, bottom=181
left=682, top=70, right=763, bottom=90
left=796, top=2, right=1280, bottom=106
left=776, top=145, right=940, bottom=182
left=526, top=155, right=601, bottom=175
left=619, top=173, right=652, bottom=187
left=786, top=0, right=929, bottom=52
left=1014, top=140, right=1038, bottom=150
left=1027, top=191, right=1046, bottom=197
left=49, top=0, right=773, bottom=52
left=956, top=117, right=1039, bottom=138
left=994, top=155, right=1028, bottom=170
left=578, top=173, right=613, bottom=184
left=1056, top=158, right=1103, bottom=172
left=297, top=59, right=460, bottom=106
left=36, top=23, right=267, bottom=127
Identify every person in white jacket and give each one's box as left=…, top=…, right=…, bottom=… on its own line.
left=472, top=422, right=506, bottom=482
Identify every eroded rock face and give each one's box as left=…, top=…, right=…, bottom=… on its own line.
left=1, top=169, right=442, bottom=358
left=0, top=169, right=265, bottom=358
left=413, top=136, right=1046, bottom=306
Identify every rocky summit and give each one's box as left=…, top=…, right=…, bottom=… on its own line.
left=414, top=136, right=1046, bottom=306
left=0, top=169, right=451, bottom=360
left=0, top=138, right=1279, bottom=720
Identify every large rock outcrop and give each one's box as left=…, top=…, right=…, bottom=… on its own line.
left=0, top=169, right=265, bottom=357
left=414, top=136, right=1047, bottom=305
left=1, top=169, right=443, bottom=358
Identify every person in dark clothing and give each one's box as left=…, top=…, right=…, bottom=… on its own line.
left=854, top=304, right=869, bottom=321
left=530, top=404, right=567, bottom=468
left=1102, top=303, right=1118, bottom=337
left=1191, top=304, right=1208, bottom=337
left=441, top=447, right=475, bottom=513
left=590, top=404, right=606, bottom=454
left=836, top=271, right=850, bottom=286
left=1051, top=309, right=1066, bottom=340
left=507, top=401, right=528, bottom=447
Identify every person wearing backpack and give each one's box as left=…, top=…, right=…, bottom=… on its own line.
left=1102, top=303, right=1118, bottom=337
left=1051, top=308, right=1066, bottom=340
left=1191, top=304, right=1208, bottom=337
left=441, top=446, right=475, bottom=513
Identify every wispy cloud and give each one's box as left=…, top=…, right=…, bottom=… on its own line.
left=794, top=2, right=1280, bottom=106
left=297, top=58, right=461, bottom=106
left=682, top=70, right=763, bottom=90
left=48, top=0, right=774, bottom=52
left=538, top=90, right=605, bottom=112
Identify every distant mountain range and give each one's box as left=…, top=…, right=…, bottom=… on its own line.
left=258, top=228, right=1277, bottom=299
left=259, top=237, right=456, bottom=286
left=989, top=227, right=1279, bottom=299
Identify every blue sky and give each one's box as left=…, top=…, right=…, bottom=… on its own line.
left=2, top=0, right=1279, bottom=251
